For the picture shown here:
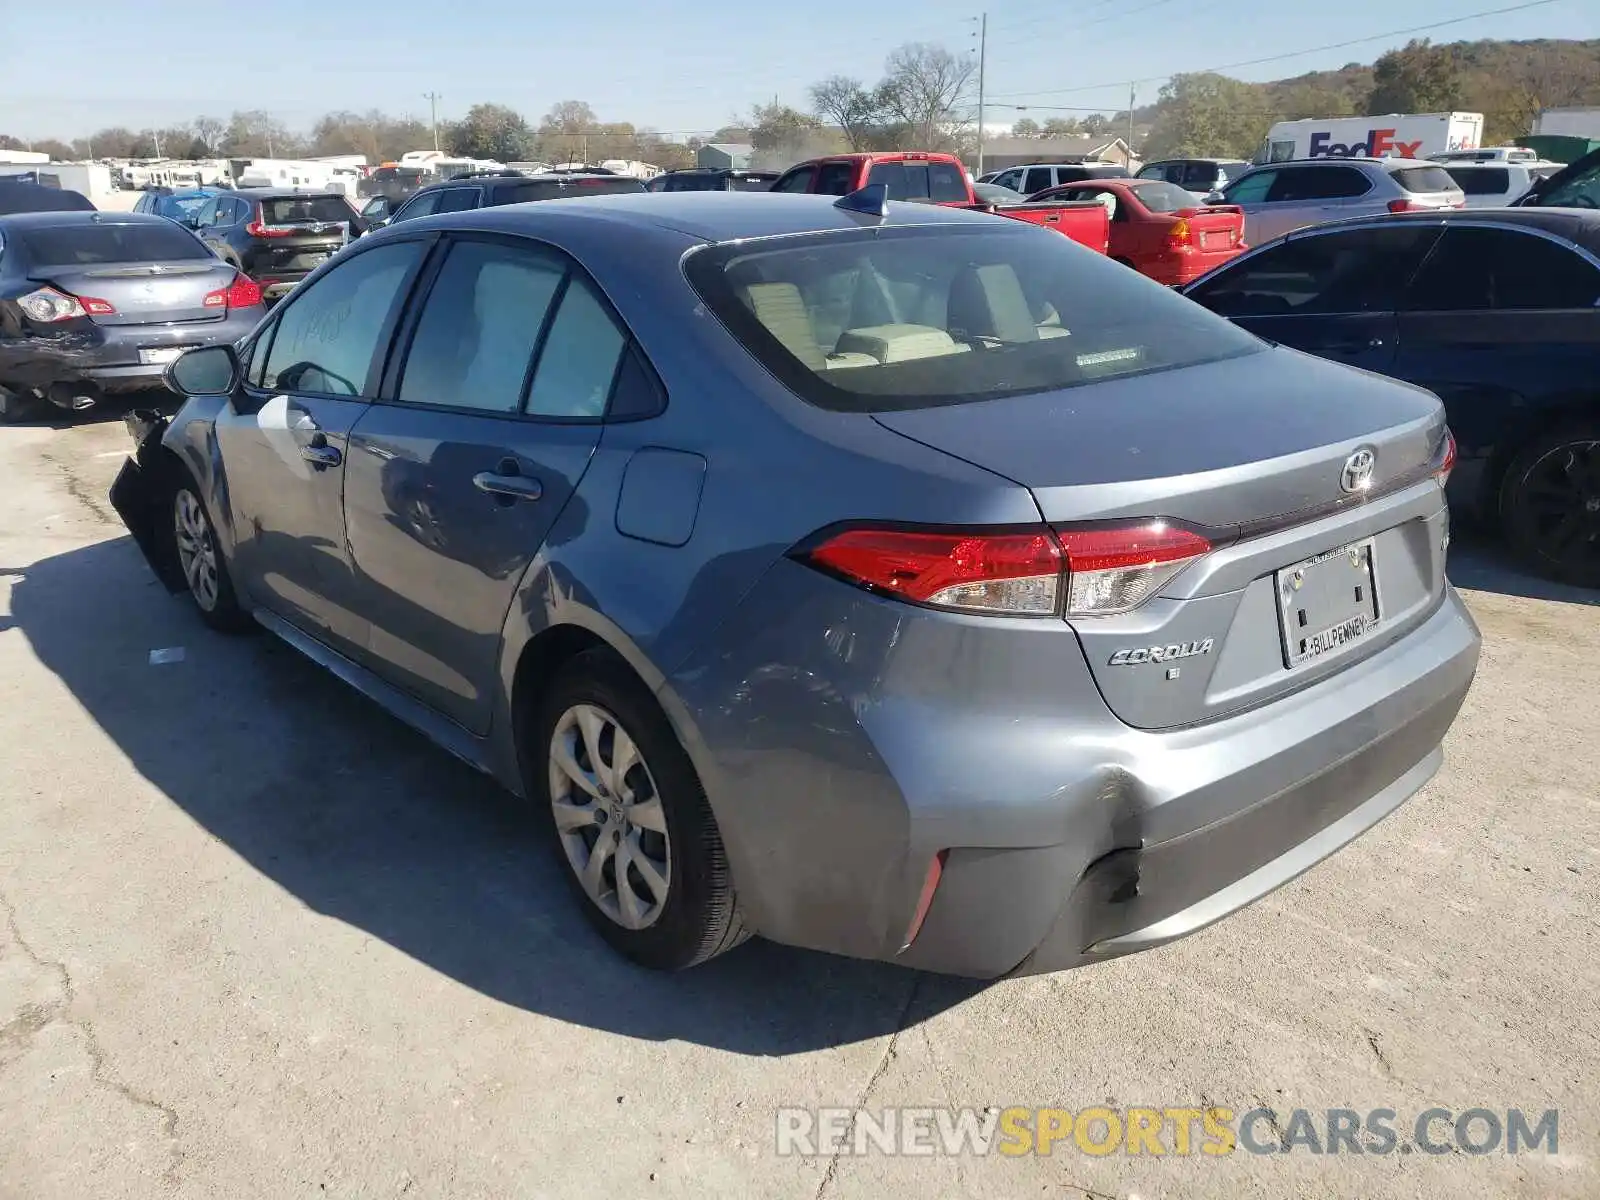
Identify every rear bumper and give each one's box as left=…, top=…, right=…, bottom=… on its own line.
left=1142, top=247, right=1245, bottom=286
left=666, top=561, right=1480, bottom=979
left=0, top=308, right=262, bottom=395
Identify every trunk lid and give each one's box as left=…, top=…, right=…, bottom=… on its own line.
left=873, top=346, right=1450, bottom=729
left=1175, top=205, right=1245, bottom=250
left=32, top=261, right=239, bottom=326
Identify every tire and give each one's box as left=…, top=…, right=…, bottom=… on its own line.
left=532, top=648, right=746, bottom=970
left=1498, top=422, right=1600, bottom=588
left=171, top=471, right=253, bottom=632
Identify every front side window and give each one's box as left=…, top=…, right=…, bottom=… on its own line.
left=1405, top=227, right=1600, bottom=311
left=261, top=240, right=425, bottom=396
left=686, top=223, right=1264, bottom=413
left=391, top=190, right=443, bottom=223
left=398, top=240, right=564, bottom=414
left=771, top=166, right=816, bottom=194
left=1268, top=166, right=1369, bottom=202
left=1188, top=226, right=1440, bottom=318
left=994, top=169, right=1022, bottom=191
left=1223, top=170, right=1277, bottom=204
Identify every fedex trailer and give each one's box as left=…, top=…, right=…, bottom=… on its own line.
left=1256, top=112, right=1483, bottom=163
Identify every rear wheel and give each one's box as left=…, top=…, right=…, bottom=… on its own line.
left=532, top=649, right=746, bottom=970
left=172, top=476, right=252, bottom=632
left=1499, top=423, right=1600, bottom=588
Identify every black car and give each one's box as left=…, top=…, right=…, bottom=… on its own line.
left=0, top=179, right=94, bottom=216
left=651, top=168, right=780, bottom=193
left=1517, top=144, right=1600, bottom=210
left=190, top=188, right=368, bottom=302
left=1183, top=207, right=1600, bottom=586
left=382, top=171, right=646, bottom=226
left=0, top=211, right=264, bottom=421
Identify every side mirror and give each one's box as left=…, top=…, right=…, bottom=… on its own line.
left=166, top=344, right=239, bottom=397
left=1204, top=191, right=1226, bottom=204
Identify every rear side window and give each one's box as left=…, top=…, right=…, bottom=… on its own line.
left=1405, top=227, right=1600, bottom=311
left=1444, top=167, right=1510, bottom=196
left=815, top=161, right=857, bottom=196
left=771, top=166, right=816, bottom=193
left=1187, top=225, right=1441, bottom=317
left=399, top=240, right=564, bottom=414
left=1223, top=170, right=1276, bottom=204
left=261, top=240, right=425, bottom=396
left=260, top=196, right=359, bottom=225
left=685, top=223, right=1264, bottom=413
left=1392, top=166, right=1458, bottom=194
left=17, top=222, right=212, bottom=265
left=664, top=173, right=718, bottom=192
left=525, top=277, right=627, bottom=418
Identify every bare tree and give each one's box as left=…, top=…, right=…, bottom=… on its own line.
left=809, top=76, right=882, bottom=151
left=879, top=43, right=975, bottom=149
left=193, top=116, right=226, bottom=155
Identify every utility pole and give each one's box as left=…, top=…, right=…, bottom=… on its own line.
left=152, top=129, right=163, bottom=158
left=975, top=13, right=988, bottom=176
left=1127, top=82, right=1136, bottom=165
left=424, top=92, right=442, bottom=151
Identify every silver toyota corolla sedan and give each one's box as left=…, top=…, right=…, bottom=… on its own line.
left=109, top=191, right=1480, bottom=978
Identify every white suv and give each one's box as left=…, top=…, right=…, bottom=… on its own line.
left=1215, top=158, right=1465, bottom=245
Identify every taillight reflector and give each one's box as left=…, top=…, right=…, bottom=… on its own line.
left=1057, top=523, right=1213, bottom=615
left=901, top=850, right=947, bottom=951
left=1434, top=428, right=1457, bottom=487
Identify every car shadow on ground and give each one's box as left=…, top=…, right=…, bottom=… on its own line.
left=6, top=536, right=987, bottom=1055
left=4, top=388, right=178, bottom=431
left=1446, top=528, right=1600, bottom=607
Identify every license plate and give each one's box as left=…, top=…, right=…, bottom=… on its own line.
left=138, top=347, right=187, bottom=365
left=1276, top=538, right=1380, bottom=667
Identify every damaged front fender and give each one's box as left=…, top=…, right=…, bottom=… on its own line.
left=108, top=409, right=187, bottom=593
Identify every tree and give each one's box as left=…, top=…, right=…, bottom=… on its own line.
left=710, top=125, right=751, bottom=144
left=446, top=103, right=532, bottom=161
left=1040, top=117, right=1082, bottom=139
left=223, top=110, right=301, bottom=158
left=1010, top=117, right=1041, bottom=138
left=1080, top=113, right=1111, bottom=137
left=1278, top=81, right=1357, bottom=121
left=31, top=138, right=74, bottom=160
left=748, top=103, right=822, bottom=152
left=879, top=42, right=974, bottom=149
left=1367, top=40, right=1462, bottom=116
left=809, top=76, right=883, bottom=151
left=1142, top=73, right=1270, bottom=160
left=193, top=116, right=227, bottom=155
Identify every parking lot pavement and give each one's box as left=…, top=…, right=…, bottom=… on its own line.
left=0, top=408, right=1595, bottom=1199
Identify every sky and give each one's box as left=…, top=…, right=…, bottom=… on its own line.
left=0, top=0, right=1594, bottom=143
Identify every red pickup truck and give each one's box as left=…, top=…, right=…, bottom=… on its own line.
left=768, top=152, right=1110, bottom=255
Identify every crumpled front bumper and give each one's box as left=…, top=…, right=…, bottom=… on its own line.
left=107, top=410, right=187, bottom=593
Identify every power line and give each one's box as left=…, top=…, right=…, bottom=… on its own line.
left=989, top=0, right=1565, bottom=99
left=984, top=0, right=1187, bottom=50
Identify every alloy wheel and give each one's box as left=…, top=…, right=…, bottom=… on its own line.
left=548, top=703, right=672, bottom=930
left=173, top=488, right=220, bottom=612
left=1515, top=438, right=1600, bottom=579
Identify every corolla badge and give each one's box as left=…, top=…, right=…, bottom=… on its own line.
left=1108, top=638, right=1214, bottom=666
left=1341, top=446, right=1377, bottom=494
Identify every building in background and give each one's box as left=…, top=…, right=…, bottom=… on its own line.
left=973, top=136, right=1136, bottom=173
left=698, top=143, right=754, bottom=170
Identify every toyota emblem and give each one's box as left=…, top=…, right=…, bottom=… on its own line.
left=1341, top=447, right=1377, bottom=494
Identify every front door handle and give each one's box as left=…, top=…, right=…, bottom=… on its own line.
left=300, top=431, right=342, bottom=468
left=473, top=465, right=543, bottom=503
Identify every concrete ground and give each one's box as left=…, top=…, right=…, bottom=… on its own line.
left=1, top=401, right=1595, bottom=1199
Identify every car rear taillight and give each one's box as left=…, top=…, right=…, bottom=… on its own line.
left=245, top=209, right=295, bottom=237
left=799, top=521, right=1211, bottom=618
left=1166, top=217, right=1193, bottom=250
left=1433, top=428, right=1457, bottom=488
left=1387, top=198, right=1435, bottom=214
left=17, top=286, right=114, bottom=321
left=901, top=850, right=948, bottom=951
left=203, top=275, right=264, bottom=309
left=1056, top=523, right=1213, bottom=616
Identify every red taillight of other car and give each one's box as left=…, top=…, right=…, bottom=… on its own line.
left=203, top=275, right=264, bottom=309
left=800, top=522, right=1212, bottom=618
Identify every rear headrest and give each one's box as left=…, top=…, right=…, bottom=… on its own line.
left=947, top=263, right=1039, bottom=343
left=744, top=282, right=825, bottom=370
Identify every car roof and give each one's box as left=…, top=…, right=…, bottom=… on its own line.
left=224, top=187, right=348, bottom=199
left=1313, top=206, right=1600, bottom=256
left=0, top=210, right=170, bottom=230
left=383, top=191, right=1000, bottom=245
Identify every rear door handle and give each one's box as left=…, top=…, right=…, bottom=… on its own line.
left=473, top=469, right=543, bottom=502
left=300, top=431, right=342, bottom=468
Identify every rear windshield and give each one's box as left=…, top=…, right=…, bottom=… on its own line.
left=684, top=223, right=1263, bottom=413
left=1392, top=166, right=1458, bottom=194
left=1128, top=181, right=1195, bottom=213
left=1444, top=166, right=1510, bottom=195
left=260, top=196, right=358, bottom=225
left=18, top=223, right=213, bottom=265
left=504, top=178, right=647, bottom=202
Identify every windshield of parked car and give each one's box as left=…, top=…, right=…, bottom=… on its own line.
left=1127, top=181, right=1196, bottom=212
left=685, top=223, right=1264, bottom=413
left=260, top=196, right=360, bottom=224
left=17, top=222, right=213, bottom=265
left=155, top=193, right=212, bottom=220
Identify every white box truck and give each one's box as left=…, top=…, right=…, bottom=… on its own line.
left=1533, top=106, right=1600, bottom=140
left=1256, top=112, right=1484, bottom=163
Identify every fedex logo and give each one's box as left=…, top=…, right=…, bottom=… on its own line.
left=1308, top=128, right=1424, bottom=158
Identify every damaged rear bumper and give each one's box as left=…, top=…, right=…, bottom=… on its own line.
left=107, top=410, right=186, bottom=593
